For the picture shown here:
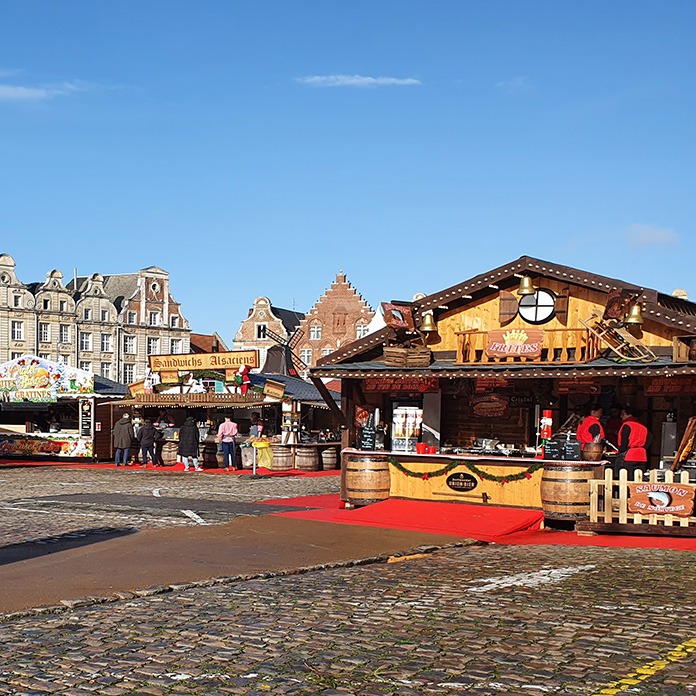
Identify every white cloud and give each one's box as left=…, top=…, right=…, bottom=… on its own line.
left=496, top=76, right=532, bottom=94
left=295, top=74, right=421, bottom=88
left=0, top=81, right=85, bottom=102
left=625, top=224, right=679, bottom=248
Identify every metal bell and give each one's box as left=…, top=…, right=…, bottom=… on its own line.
left=624, top=304, right=644, bottom=325
left=419, top=312, right=437, bottom=333
left=517, top=276, right=536, bottom=295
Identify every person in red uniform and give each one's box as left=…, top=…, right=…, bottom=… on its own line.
left=576, top=405, right=605, bottom=451
left=615, top=406, right=652, bottom=474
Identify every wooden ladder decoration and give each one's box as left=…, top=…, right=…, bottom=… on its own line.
left=579, top=310, right=657, bottom=363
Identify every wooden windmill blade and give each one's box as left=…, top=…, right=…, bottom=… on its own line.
left=265, top=327, right=286, bottom=345
left=289, top=329, right=304, bottom=349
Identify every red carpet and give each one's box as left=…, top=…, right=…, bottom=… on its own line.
left=270, top=495, right=696, bottom=550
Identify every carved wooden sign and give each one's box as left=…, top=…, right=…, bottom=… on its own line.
left=485, top=329, right=544, bottom=359
left=628, top=483, right=695, bottom=517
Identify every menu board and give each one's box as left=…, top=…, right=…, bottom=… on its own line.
left=79, top=400, right=93, bottom=437
left=359, top=426, right=376, bottom=450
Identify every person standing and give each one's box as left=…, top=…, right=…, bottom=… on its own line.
left=137, top=419, right=158, bottom=467
left=575, top=405, right=605, bottom=451
left=177, top=416, right=202, bottom=471
left=112, top=413, right=134, bottom=466
left=249, top=412, right=264, bottom=437
left=217, top=415, right=239, bottom=471
left=615, top=406, right=652, bottom=474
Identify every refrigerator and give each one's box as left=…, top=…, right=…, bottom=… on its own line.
left=391, top=403, right=423, bottom=453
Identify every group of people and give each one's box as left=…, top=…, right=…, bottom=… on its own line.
left=575, top=404, right=652, bottom=473
left=112, top=410, right=264, bottom=472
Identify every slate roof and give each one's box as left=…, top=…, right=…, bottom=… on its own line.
left=94, top=375, right=130, bottom=396
left=270, top=306, right=305, bottom=334
left=67, top=274, right=139, bottom=311
left=249, top=373, right=340, bottom=404
left=189, top=332, right=229, bottom=353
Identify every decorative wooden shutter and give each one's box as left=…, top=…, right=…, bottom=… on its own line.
left=499, top=291, right=518, bottom=326
left=556, top=286, right=569, bottom=326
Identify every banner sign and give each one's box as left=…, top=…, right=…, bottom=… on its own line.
left=645, top=377, right=696, bottom=395
left=558, top=379, right=600, bottom=394
left=363, top=377, right=438, bottom=393
left=470, top=394, right=510, bottom=418
left=149, top=350, right=259, bottom=374
left=0, top=434, right=93, bottom=458
left=628, top=482, right=695, bottom=517
left=0, top=355, right=93, bottom=402
left=485, top=329, right=544, bottom=359
left=263, top=379, right=286, bottom=400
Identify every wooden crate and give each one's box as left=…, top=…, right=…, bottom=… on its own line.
left=576, top=468, right=696, bottom=536
left=382, top=346, right=432, bottom=367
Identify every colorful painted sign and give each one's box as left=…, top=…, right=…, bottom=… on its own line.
left=0, top=356, right=93, bottom=402
left=485, top=329, right=544, bottom=359
left=628, top=483, right=695, bottom=517
left=0, top=434, right=93, bottom=458
left=263, top=379, right=286, bottom=400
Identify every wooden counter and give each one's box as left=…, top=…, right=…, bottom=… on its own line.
left=341, top=448, right=603, bottom=510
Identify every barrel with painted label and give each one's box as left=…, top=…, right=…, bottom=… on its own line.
left=540, top=461, right=604, bottom=520
left=342, top=452, right=391, bottom=506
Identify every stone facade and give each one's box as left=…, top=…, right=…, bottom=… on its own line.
left=0, top=254, right=190, bottom=384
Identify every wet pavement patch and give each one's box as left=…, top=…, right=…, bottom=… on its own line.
left=13, top=493, right=319, bottom=516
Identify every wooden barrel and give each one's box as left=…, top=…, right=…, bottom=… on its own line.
left=202, top=441, right=218, bottom=469
left=320, top=446, right=339, bottom=470
left=582, top=442, right=604, bottom=461
left=270, top=444, right=293, bottom=471
left=295, top=447, right=320, bottom=472
left=540, top=461, right=602, bottom=520
left=161, top=442, right=178, bottom=466
left=342, top=453, right=390, bottom=506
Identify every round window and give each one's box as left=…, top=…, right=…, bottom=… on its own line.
left=518, top=289, right=556, bottom=325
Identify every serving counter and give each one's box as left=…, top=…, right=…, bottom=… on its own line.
left=341, top=448, right=607, bottom=518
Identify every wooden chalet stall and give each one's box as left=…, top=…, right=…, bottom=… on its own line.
left=102, top=348, right=341, bottom=470
left=311, top=256, right=696, bottom=534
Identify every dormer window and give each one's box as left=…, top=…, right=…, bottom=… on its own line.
left=83, top=308, right=92, bottom=321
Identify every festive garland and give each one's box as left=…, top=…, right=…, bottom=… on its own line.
left=388, top=455, right=544, bottom=485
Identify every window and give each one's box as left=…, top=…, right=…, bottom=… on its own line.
left=100, top=362, right=111, bottom=379
left=170, top=338, right=183, bottom=354
left=42, top=298, right=50, bottom=310
left=256, top=324, right=267, bottom=340
left=123, top=335, right=137, bottom=354
left=518, top=289, right=557, bottom=325
left=147, top=337, right=159, bottom=355
left=39, top=353, right=50, bottom=360
left=101, top=309, right=108, bottom=322
left=79, top=332, right=92, bottom=351
left=127, top=311, right=137, bottom=324
left=123, top=364, right=135, bottom=383
left=321, top=347, right=333, bottom=357
left=59, top=300, right=67, bottom=312
left=309, top=324, right=322, bottom=340
left=101, top=333, right=112, bottom=352
left=300, top=348, right=313, bottom=365
left=59, top=324, right=70, bottom=343
left=59, top=355, right=70, bottom=365
left=148, top=311, right=161, bottom=326
left=11, top=321, right=23, bottom=340
left=11, top=352, right=22, bottom=360
left=13, top=295, right=21, bottom=308
left=83, top=308, right=92, bottom=320
left=79, top=361, right=91, bottom=372
left=356, top=324, right=370, bottom=339
left=170, top=315, right=179, bottom=328
left=39, top=323, right=50, bottom=342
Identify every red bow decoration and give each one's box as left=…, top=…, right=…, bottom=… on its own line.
left=422, top=472, right=429, bottom=481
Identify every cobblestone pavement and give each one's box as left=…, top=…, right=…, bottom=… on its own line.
left=1, top=467, right=695, bottom=695
left=0, top=467, right=340, bottom=547
left=0, top=545, right=694, bottom=695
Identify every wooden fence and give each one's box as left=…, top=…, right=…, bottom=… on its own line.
left=576, top=469, right=696, bottom=537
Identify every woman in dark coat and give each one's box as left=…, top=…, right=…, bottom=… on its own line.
left=112, top=414, right=134, bottom=466
left=177, top=417, right=201, bottom=471
left=137, top=419, right=158, bottom=467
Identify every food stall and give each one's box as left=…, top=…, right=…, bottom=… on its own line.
left=311, top=256, right=696, bottom=525
left=0, top=355, right=126, bottom=460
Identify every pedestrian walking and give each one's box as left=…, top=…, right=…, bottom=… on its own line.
left=137, top=419, right=158, bottom=467
left=178, top=416, right=202, bottom=471
left=112, top=413, right=134, bottom=466
left=217, top=415, right=239, bottom=471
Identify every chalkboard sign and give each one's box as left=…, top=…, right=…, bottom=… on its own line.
left=79, top=400, right=92, bottom=437
left=359, top=426, right=376, bottom=450
left=542, top=439, right=563, bottom=460
left=563, top=439, right=582, bottom=461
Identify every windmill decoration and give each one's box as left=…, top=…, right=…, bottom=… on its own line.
left=263, top=328, right=308, bottom=377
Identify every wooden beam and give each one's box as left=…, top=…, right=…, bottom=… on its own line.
left=309, top=377, right=347, bottom=426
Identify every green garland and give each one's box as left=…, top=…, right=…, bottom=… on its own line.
left=388, top=455, right=544, bottom=485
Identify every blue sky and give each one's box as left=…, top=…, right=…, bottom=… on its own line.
left=1, top=1, right=694, bottom=345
